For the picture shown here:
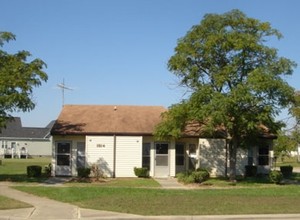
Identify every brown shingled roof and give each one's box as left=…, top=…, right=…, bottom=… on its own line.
left=51, top=105, right=167, bottom=135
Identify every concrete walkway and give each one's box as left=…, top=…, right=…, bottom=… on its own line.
left=154, top=177, right=190, bottom=189
left=0, top=182, right=140, bottom=219
left=1, top=179, right=300, bottom=219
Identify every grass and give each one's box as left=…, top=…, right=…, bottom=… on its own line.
left=1, top=156, right=300, bottom=215
left=14, top=184, right=300, bottom=215
left=0, top=157, right=51, bottom=182
left=275, top=156, right=300, bottom=168
left=0, top=195, right=32, bottom=210
left=66, top=177, right=160, bottom=188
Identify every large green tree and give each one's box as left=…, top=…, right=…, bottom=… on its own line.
left=155, top=10, right=296, bottom=181
left=0, top=32, right=48, bottom=128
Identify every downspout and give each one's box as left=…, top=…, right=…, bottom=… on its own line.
left=112, top=106, right=117, bottom=178
left=113, top=134, right=116, bottom=178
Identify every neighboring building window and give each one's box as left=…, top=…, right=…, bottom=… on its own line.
left=2, top=141, right=7, bottom=149
left=258, top=146, right=269, bottom=165
left=176, top=143, right=185, bottom=166
left=142, top=143, right=150, bottom=170
left=11, top=142, right=16, bottom=149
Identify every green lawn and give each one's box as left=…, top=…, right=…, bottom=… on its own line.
left=0, top=195, right=32, bottom=210
left=1, top=156, right=300, bottom=215
left=275, top=156, right=300, bottom=168
left=14, top=184, right=300, bottom=215
left=0, top=157, right=51, bottom=182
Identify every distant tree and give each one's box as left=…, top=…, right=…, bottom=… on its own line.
left=290, top=91, right=300, bottom=161
left=273, top=131, right=297, bottom=161
left=154, top=10, right=296, bottom=181
left=0, top=32, right=48, bottom=128
left=291, top=91, right=300, bottom=124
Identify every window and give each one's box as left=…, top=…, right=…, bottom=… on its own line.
left=189, top=144, right=196, bottom=155
left=258, top=146, right=269, bottom=166
left=142, top=143, right=150, bottom=170
left=176, top=143, right=185, bottom=166
left=156, top=143, right=168, bottom=154
left=248, top=148, right=254, bottom=165
left=77, top=142, right=86, bottom=169
left=1, top=141, right=7, bottom=149
left=11, top=142, right=16, bottom=149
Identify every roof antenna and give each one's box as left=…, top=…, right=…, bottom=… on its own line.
left=57, top=79, right=73, bottom=107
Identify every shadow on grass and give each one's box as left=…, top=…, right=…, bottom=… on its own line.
left=0, top=174, right=49, bottom=183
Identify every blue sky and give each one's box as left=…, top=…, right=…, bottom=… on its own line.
left=1, top=0, right=299, bottom=127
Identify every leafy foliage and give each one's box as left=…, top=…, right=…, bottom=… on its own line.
left=0, top=31, right=48, bottom=128
left=155, top=10, right=296, bottom=180
left=134, top=167, right=149, bottom=178
left=176, top=169, right=210, bottom=184
left=291, top=91, right=300, bottom=123
left=273, top=132, right=297, bottom=159
left=269, top=170, right=283, bottom=184
left=280, top=165, right=293, bottom=178
left=77, top=167, right=91, bottom=178
left=27, top=165, right=42, bottom=178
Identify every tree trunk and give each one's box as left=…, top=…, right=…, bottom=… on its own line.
left=228, top=139, right=237, bottom=182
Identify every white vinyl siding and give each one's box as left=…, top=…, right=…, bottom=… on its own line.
left=86, top=136, right=114, bottom=177
left=116, top=136, right=142, bottom=177
left=199, top=138, right=226, bottom=177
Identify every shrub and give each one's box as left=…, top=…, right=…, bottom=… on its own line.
left=245, top=165, right=257, bottom=177
left=27, top=165, right=42, bottom=177
left=77, top=167, right=91, bottom=178
left=134, top=167, right=149, bottom=178
left=280, top=166, right=293, bottom=179
left=176, top=172, right=187, bottom=182
left=44, top=163, right=52, bottom=177
left=192, top=170, right=210, bottom=183
left=91, top=164, right=106, bottom=180
left=269, top=170, right=283, bottom=184
left=196, top=168, right=210, bottom=178
left=176, top=169, right=210, bottom=184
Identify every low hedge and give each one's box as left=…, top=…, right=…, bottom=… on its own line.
left=134, top=167, right=149, bottom=178
left=177, top=169, right=210, bottom=184
left=280, top=166, right=293, bottom=179
left=77, top=167, right=91, bottom=178
left=27, top=165, right=42, bottom=177
left=245, top=165, right=257, bottom=177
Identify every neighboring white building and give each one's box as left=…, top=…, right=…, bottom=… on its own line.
left=0, top=117, right=53, bottom=158
left=50, top=105, right=276, bottom=177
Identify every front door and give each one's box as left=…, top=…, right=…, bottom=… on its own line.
left=155, top=143, right=169, bottom=177
left=56, top=142, right=72, bottom=176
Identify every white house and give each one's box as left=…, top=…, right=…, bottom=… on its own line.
left=0, top=117, right=53, bottom=158
left=50, top=105, right=276, bottom=177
